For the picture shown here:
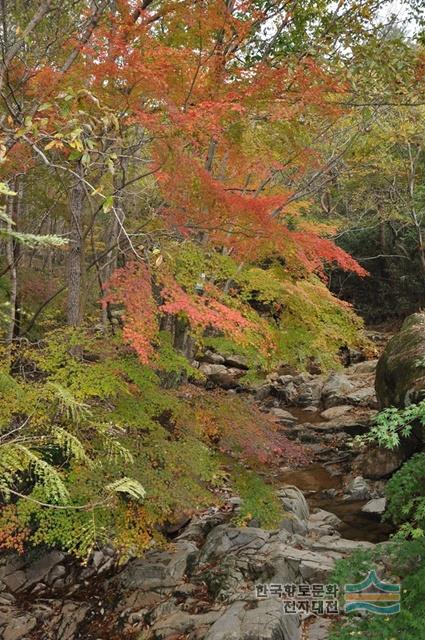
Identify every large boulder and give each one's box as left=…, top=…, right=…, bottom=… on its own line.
left=376, top=313, right=425, bottom=408
left=356, top=444, right=413, bottom=479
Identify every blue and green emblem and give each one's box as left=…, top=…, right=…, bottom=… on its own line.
left=344, top=570, right=400, bottom=615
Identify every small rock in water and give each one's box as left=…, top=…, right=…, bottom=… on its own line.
left=344, top=476, right=371, bottom=501
left=303, top=405, right=320, bottom=412
left=362, top=497, right=386, bottom=516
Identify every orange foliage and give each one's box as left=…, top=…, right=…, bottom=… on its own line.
left=0, top=506, right=30, bottom=555
left=103, top=262, right=158, bottom=364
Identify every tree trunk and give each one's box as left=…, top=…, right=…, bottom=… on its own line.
left=5, top=175, right=22, bottom=343
left=100, top=158, right=126, bottom=327
left=67, top=164, right=86, bottom=327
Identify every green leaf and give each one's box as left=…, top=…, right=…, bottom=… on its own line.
left=103, top=195, right=114, bottom=213
left=106, top=477, right=146, bottom=501
left=0, top=182, right=17, bottom=196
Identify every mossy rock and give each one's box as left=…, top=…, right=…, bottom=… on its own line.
left=376, top=313, right=425, bottom=408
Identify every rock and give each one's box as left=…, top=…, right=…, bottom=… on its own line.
left=21, top=551, right=66, bottom=592
left=277, top=363, right=299, bottom=377
left=200, top=350, right=226, bottom=365
left=352, top=359, right=378, bottom=375
left=376, top=312, right=425, bottom=408
left=279, top=514, right=308, bottom=536
left=277, top=375, right=296, bottom=386
left=0, top=483, right=385, bottom=640
left=308, top=509, right=342, bottom=530
left=0, top=592, right=15, bottom=604
left=272, top=545, right=335, bottom=582
left=269, top=408, right=297, bottom=423
left=199, top=363, right=241, bottom=389
left=31, top=582, right=48, bottom=596
left=362, top=498, right=386, bottom=515
left=322, top=373, right=355, bottom=408
left=307, top=617, right=333, bottom=640
left=240, top=599, right=301, bottom=640
left=177, top=510, right=228, bottom=544
left=278, top=486, right=309, bottom=521
left=228, top=367, right=246, bottom=378
left=54, top=602, right=89, bottom=640
left=297, top=429, right=320, bottom=443
left=0, top=555, right=26, bottom=580
left=307, top=358, right=322, bottom=375
left=311, top=536, right=374, bottom=557
left=296, top=380, right=323, bottom=407
left=47, top=564, right=66, bottom=585
left=272, top=381, right=298, bottom=404
left=347, top=347, right=365, bottom=364
left=204, top=599, right=301, bottom=640
left=357, top=444, right=414, bottom=479
left=320, top=405, right=352, bottom=421
left=310, top=417, right=369, bottom=436
left=224, top=355, right=249, bottom=370
left=323, top=488, right=338, bottom=498
left=203, top=601, right=245, bottom=640
left=267, top=372, right=279, bottom=382
left=344, top=476, right=371, bottom=500
left=119, top=589, right=162, bottom=615
left=3, top=615, right=36, bottom=640
left=117, top=541, right=197, bottom=592
left=151, top=610, right=198, bottom=638
left=0, top=570, right=26, bottom=593
left=346, top=387, right=378, bottom=408
left=254, top=384, right=273, bottom=401
left=199, top=526, right=270, bottom=565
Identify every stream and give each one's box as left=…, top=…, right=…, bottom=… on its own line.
left=279, top=463, right=394, bottom=543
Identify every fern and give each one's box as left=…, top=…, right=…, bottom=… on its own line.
left=51, top=426, right=90, bottom=465
left=47, top=382, right=92, bottom=423
left=106, top=477, right=146, bottom=501
left=99, top=431, right=134, bottom=465
left=0, top=443, right=70, bottom=503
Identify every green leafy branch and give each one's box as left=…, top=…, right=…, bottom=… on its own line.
left=355, top=400, right=425, bottom=449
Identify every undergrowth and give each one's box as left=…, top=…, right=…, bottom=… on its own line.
left=0, top=327, right=303, bottom=560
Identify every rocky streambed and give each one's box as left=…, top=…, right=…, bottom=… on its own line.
left=0, top=332, right=401, bottom=640
left=0, top=485, right=379, bottom=640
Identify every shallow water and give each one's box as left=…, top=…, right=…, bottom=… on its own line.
left=279, top=463, right=394, bottom=543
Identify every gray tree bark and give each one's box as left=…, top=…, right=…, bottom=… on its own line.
left=5, top=175, right=22, bottom=343
left=67, top=164, right=86, bottom=327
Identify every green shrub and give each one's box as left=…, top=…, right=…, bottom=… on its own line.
left=231, top=466, right=283, bottom=529
left=330, top=540, right=425, bottom=640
